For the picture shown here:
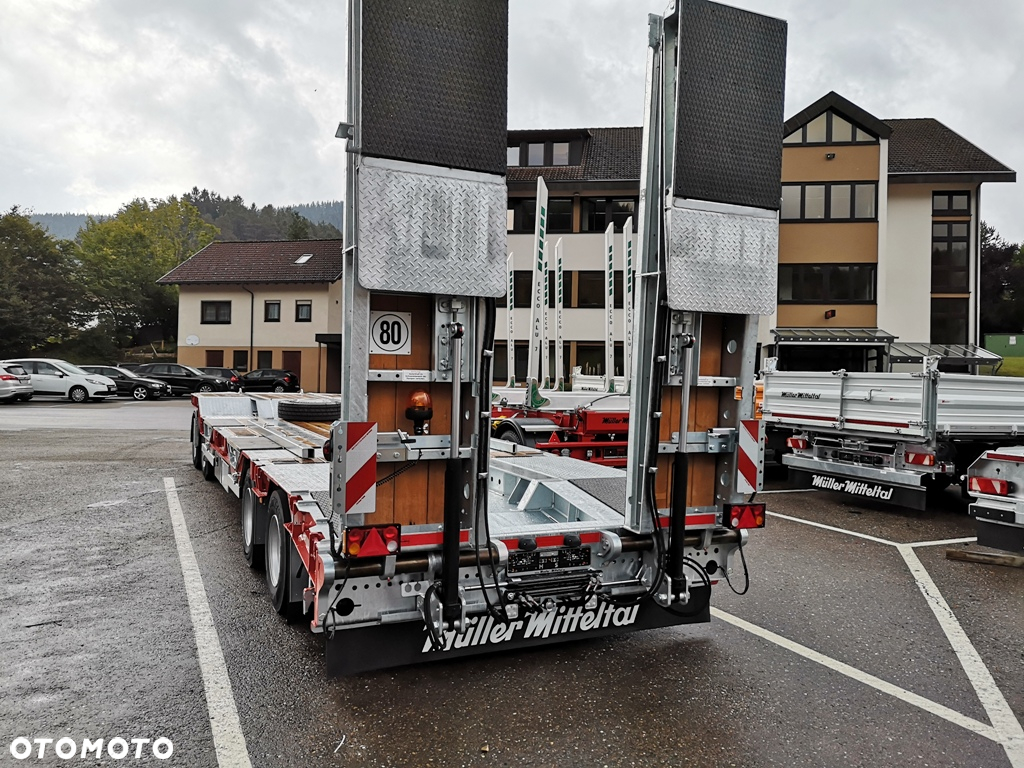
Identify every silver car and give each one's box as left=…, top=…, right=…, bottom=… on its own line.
left=0, top=362, right=34, bottom=403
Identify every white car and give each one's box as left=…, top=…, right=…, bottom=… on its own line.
left=3, top=358, right=117, bottom=403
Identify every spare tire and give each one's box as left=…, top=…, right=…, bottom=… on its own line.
left=277, top=399, right=342, bottom=423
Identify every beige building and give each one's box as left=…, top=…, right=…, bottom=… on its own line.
left=158, top=240, right=343, bottom=392
left=501, top=93, right=1015, bottom=378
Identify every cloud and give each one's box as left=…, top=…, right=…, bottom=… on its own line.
left=0, top=0, right=1020, bottom=242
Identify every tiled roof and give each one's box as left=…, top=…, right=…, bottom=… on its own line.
left=883, top=118, right=1015, bottom=179
left=507, top=127, right=642, bottom=183
left=158, top=239, right=344, bottom=285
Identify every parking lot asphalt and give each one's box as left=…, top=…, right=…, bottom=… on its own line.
left=0, top=399, right=1021, bottom=767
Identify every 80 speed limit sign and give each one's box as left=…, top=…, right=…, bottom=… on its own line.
left=369, top=311, right=412, bottom=355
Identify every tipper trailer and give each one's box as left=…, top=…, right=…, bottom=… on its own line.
left=189, top=0, right=787, bottom=674
left=762, top=359, right=1024, bottom=551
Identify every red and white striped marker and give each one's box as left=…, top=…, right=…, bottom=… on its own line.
left=737, top=419, right=764, bottom=494
left=338, top=422, right=377, bottom=515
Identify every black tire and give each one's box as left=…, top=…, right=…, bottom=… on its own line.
left=272, top=383, right=286, bottom=393
left=277, top=400, right=341, bottom=423
left=265, top=490, right=304, bottom=620
left=496, top=422, right=537, bottom=448
left=191, top=413, right=204, bottom=471
left=69, top=385, right=88, bottom=403
left=197, top=384, right=214, bottom=393
left=241, top=472, right=265, bottom=570
left=131, top=385, right=150, bottom=401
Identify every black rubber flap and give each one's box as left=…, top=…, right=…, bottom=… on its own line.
left=673, top=0, right=787, bottom=211
left=360, top=0, right=508, bottom=175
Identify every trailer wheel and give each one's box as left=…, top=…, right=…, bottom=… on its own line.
left=191, top=413, right=204, bottom=471
left=265, top=490, right=304, bottom=621
left=241, top=473, right=265, bottom=570
left=277, top=400, right=342, bottom=423
left=495, top=421, right=537, bottom=448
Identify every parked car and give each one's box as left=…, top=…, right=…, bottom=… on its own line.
left=0, top=361, right=34, bottom=403
left=81, top=365, right=171, bottom=400
left=200, top=367, right=241, bottom=391
left=133, top=363, right=231, bottom=396
left=116, top=362, right=142, bottom=371
left=237, top=368, right=301, bottom=393
left=3, top=358, right=117, bottom=403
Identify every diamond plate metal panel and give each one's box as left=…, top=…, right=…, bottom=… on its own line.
left=666, top=202, right=778, bottom=314
left=673, top=0, right=787, bottom=211
left=360, top=0, right=508, bottom=175
left=356, top=161, right=506, bottom=296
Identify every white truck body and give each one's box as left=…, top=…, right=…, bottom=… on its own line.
left=763, top=362, right=1024, bottom=516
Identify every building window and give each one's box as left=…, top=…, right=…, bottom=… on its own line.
left=547, top=198, right=573, bottom=233
left=527, top=143, right=544, bottom=166
left=782, top=110, right=878, bottom=145
left=257, top=350, right=273, bottom=369
left=232, top=350, right=249, bottom=372
left=573, top=271, right=624, bottom=309
left=264, top=300, right=281, bottom=322
left=552, top=142, right=569, bottom=166
left=295, top=300, right=312, bottom=322
left=498, top=271, right=557, bottom=309
left=580, top=198, right=639, bottom=233
left=778, top=264, right=876, bottom=303
left=931, top=298, right=968, bottom=344
left=201, top=301, right=231, bottom=324
left=780, top=183, right=877, bottom=222
left=933, top=191, right=970, bottom=216
left=507, top=145, right=520, bottom=166
left=932, top=221, right=970, bottom=293
left=508, top=198, right=535, bottom=233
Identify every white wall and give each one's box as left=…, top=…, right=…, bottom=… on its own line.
left=177, top=283, right=338, bottom=348
left=879, top=186, right=933, bottom=342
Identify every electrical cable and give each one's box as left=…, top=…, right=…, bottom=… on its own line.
left=375, top=449, right=421, bottom=486
left=723, top=536, right=750, bottom=595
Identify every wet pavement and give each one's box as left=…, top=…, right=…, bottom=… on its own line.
left=1, top=399, right=1021, bottom=767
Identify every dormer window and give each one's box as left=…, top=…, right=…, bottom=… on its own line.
left=784, top=110, right=877, bottom=146
left=294, top=253, right=313, bottom=264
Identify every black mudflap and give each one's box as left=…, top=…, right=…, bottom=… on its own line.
left=325, top=598, right=709, bottom=676
left=790, top=468, right=927, bottom=510
left=976, top=518, right=1024, bottom=555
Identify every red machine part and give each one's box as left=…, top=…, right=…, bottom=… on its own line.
left=284, top=493, right=328, bottom=629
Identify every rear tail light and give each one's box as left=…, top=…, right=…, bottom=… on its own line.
left=0, top=374, right=16, bottom=381
left=725, top=503, right=766, bottom=529
left=786, top=437, right=808, bottom=450
left=345, top=525, right=401, bottom=558
left=967, top=476, right=1012, bottom=496
left=904, top=451, right=935, bottom=466
left=322, top=437, right=333, bottom=461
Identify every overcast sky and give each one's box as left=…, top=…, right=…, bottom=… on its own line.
left=1, top=0, right=1020, bottom=242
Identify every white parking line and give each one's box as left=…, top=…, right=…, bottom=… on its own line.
left=765, top=510, right=893, bottom=545
left=712, top=608, right=1000, bottom=743
left=898, top=544, right=1024, bottom=767
left=764, top=509, right=1024, bottom=766
left=164, top=477, right=253, bottom=768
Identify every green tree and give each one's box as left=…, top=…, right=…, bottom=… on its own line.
left=287, top=211, right=311, bottom=240
left=76, top=197, right=218, bottom=345
left=979, top=222, right=1024, bottom=334
left=0, top=208, right=88, bottom=357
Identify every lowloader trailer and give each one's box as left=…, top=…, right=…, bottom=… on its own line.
left=188, top=0, right=786, bottom=674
